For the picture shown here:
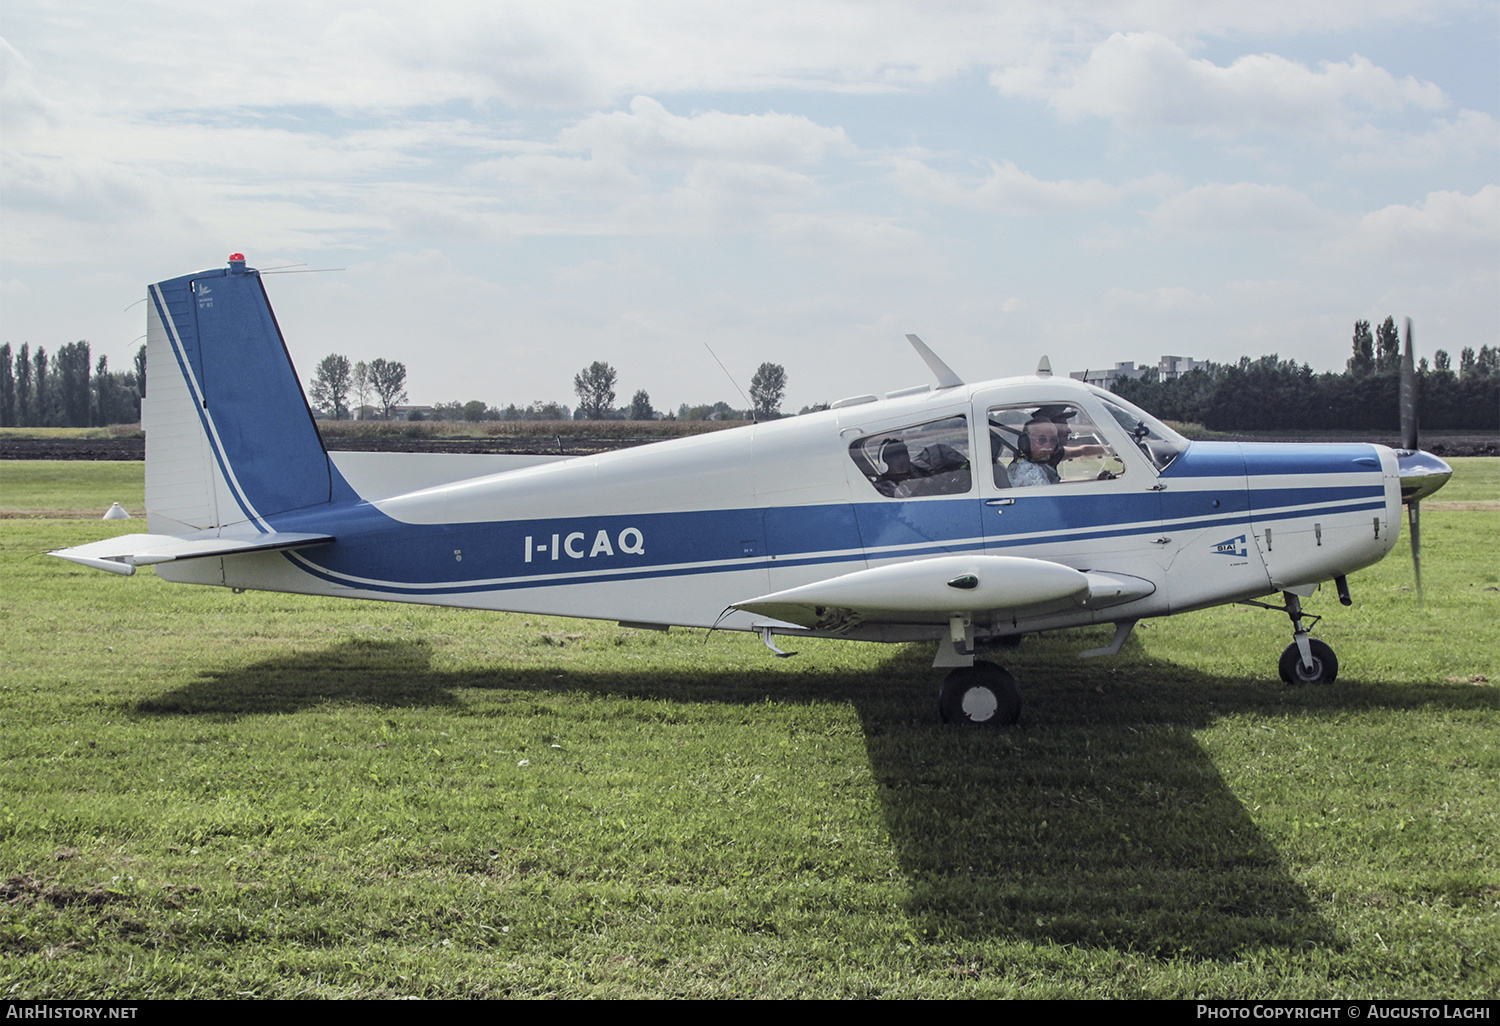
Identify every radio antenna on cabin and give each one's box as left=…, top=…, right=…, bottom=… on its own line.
left=703, top=343, right=756, bottom=423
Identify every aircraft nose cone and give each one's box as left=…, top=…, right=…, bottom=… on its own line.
left=1395, top=449, right=1452, bottom=503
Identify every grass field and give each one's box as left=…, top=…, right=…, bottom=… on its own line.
left=1, top=460, right=1495, bottom=998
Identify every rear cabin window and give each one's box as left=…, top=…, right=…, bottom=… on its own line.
left=848, top=415, right=972, bottom=497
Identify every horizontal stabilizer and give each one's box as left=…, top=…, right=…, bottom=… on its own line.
left=49, top=532, right=334, bottom=576
left=733, top=555, right=1098, bottom=630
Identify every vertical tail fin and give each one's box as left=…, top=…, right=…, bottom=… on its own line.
left=144, top=255, right=333, bottom=534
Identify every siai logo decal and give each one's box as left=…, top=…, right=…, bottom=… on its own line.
left=1211, top=534, right=1248, bottom=558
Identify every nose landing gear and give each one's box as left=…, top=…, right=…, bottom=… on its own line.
left=1276, top=591, right=1339, bottom=685
left=1244, top=590, right=1340, bottom=685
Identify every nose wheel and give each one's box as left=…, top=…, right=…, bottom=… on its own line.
left=940, top=662, right=1022, bottom=726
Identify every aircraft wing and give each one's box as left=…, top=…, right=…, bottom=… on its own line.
left=49, top=532, right=335, bottom=576
left=732, top=555, right=1153, bottom=630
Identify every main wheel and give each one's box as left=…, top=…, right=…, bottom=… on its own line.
left=940, top=663, right=1022, bottom=726
left=1279, top=639, right=1338, bottom=684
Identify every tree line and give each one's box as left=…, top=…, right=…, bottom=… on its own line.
left=0, top=342, right=145, bottom=428
left=562, top=359, right=788, bottom=422
left=1112, top=317, right=1499, bottom=432
left=308, top=355, right=409, bottom=420
left=308, top=354, right=791, bottom=423
left=8, top=319, right=1492, bottom=433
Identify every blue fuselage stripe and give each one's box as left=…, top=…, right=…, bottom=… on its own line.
left=267, top=482, right=1385, bottom=597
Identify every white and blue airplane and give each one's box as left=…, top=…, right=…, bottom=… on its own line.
left=52, top=255, right=1452, bottom=725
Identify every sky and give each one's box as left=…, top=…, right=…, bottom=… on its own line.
left=2, top=1, right=1496, bottom=414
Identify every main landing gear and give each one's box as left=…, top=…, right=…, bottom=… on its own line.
left=1245, top=589, right=1340, bottom=685
left=939, top=662, right=1022, bottom=726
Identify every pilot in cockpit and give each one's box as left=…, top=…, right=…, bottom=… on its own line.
left=1008, top=418, right=1063, bottom=487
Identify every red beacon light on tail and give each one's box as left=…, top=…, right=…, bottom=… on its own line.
left=227, top=253, right=247, bottom=273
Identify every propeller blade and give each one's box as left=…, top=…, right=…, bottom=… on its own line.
left=1394, top=320, right=1438, bottom=600
left=1400, top=318, right=1419, bottom=451
left=1408, top=500, right=1423, bottom=600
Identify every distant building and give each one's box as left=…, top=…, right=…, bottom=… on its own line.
left=1070, top=362, right=1149, bottom=389
left=1071, top=356, right=1206, bottom=388
left=338, top=404, right=434, bottom=421
left=1158, top=355, right=1207, bottom=380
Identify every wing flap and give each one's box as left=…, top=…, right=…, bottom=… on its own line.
left=50, top=532, right=334, bottom=576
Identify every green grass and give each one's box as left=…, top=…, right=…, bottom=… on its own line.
left=0, top=461, right=146, bottom=517
left=1, top=462, right=1495, bottom=998
left=1432, top=457, right=1498, bottom=504
left=0, top=426, right=143, bottom=440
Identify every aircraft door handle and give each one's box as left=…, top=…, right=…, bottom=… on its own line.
left=985, top=498, right=1015, bottom=506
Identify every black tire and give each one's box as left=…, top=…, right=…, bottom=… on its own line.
left=1279, top=639, right=1338, bottom=685
left=940, top=663, right=1022, bottom=726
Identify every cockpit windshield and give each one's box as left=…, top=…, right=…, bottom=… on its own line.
left=1095, top=395, right=1189, bottom=472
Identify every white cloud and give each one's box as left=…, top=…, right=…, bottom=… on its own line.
left=0, top=36, right=50, bottom=136
left=1078, top=222, right=1130, bottom=252
left=1104, top=285, right=1211, bottom=312
left=2, top=3, right=1044, bottom=115
left=1346, top=186, right=1500, bottom=270
left=3, top=2, right=1493, bottom=406
left=893, top=158, right=1165, bottom=216
left=5, top=2, right=1472, bottom=120
left=1150, top=182, right=1331, bottom=234
left=653, top=160, right=823, bottom=234
left=445, top=100, right=854, bottom=237
left=469, top=153, right=641, bottom=196
left=560, top=97, right=854, bottom=167
left=999, top=32, right=1447, bottom=135
left=1332, top=109, right=1500, bottom=168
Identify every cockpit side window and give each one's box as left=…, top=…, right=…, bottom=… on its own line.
left=848, top=415, right=972, bottom=497
left=1096, top=396, right=1187, bottom=472
left=987, top=403, right=1125, bottom=488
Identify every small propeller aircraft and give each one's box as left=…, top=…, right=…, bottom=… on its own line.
left=52, top=256, right=1453, bottom=725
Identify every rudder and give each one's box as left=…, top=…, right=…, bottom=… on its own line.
left=145, top=255, right=333, bottom=534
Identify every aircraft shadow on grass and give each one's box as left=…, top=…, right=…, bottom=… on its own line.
left=132, top=632, right=1490, bottom=961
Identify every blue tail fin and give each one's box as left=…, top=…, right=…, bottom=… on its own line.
left=145, top=256, right=336, bottom=533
